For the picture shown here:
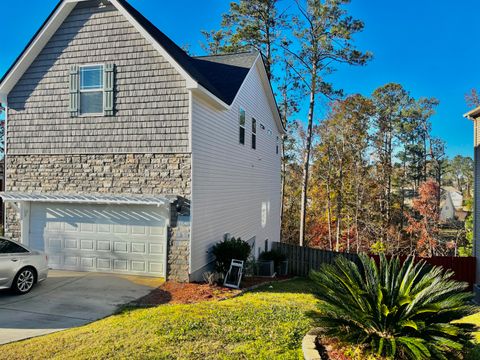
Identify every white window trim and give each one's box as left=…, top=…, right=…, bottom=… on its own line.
left=79, top=63, right=105, bottom=117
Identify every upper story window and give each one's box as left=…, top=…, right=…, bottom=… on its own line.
left=276, top=136, right=280, bottom=154
left=80, top=65, right=104, bottom=115
left=239, top=108, right=246, bottom=145
left=251, top=118, right=257, bottom=149
left=69, top=63, right=115, bottom=117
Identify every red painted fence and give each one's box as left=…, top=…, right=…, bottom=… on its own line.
left=273, top=243, right=477, bottom=290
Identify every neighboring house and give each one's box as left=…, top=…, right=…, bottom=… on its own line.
left=439, top=186, right=464, bottom=222
left=464, top=106, right=480, bottom=295
left=0, top=0, right=284, bottom=281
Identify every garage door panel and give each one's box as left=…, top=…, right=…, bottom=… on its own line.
left=81, top=257, right=95, bottom=269
left=97, top=240, right=111, bottom=251
left=97, top=258, right=112, bottom=270
left=113, top=259, right=128, bottom=271
left=113, top=241, right=128, bottom=253
left=64, top=239, right=78, bottom=250
left=131, top=242, right=146, bottom=254
left=98, top=224, right=111, bottom=233
left=149, top=243, right=164, bottom=255
left=64, top=256, right=78, bottom=267
left=29, top=203, right=168, bottom=277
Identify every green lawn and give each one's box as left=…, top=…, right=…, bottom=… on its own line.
left=0, top=279, right=321, bottom=360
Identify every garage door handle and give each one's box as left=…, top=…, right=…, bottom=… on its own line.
left=11, top=259, right=18, bottom=262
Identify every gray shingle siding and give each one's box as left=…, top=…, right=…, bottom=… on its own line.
left=7, top=1, right=190, bottom=155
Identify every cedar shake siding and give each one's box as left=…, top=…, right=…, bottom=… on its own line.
left=7, top=1, right=189, bottom=155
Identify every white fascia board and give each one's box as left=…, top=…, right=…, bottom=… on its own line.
left=464, top=105, right=480, bottom=120
left=254, top=57, right=285, bottom=134
left=0, top=2, right=77, bottom=95
left=230, top=54, right=285, bottom=135
left=109, top=0, right=197, bottom=88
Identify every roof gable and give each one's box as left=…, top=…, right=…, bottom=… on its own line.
left=0, top=0, right=283, bottom=131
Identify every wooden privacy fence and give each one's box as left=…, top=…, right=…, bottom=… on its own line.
left=272, top=242, right=477, bottom=290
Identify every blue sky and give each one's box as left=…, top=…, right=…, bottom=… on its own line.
left=1, top=0, right=477, bottom=158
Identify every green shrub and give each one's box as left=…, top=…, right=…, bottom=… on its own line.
left=258, top=249, right=287, bottom=267
left=211, top=237, right=251, bottom=274
left=310, top=254, right=477, bottom=360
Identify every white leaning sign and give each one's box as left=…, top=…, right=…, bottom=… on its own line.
left=223, top=259, right=244, bottom=289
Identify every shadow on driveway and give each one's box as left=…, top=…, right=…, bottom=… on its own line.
left=0, top=270, right=163, bottom=344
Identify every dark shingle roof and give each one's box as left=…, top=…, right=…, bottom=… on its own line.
left=117, top=0, right=258, bottom=105
left=191, top=53, right=258, bottom=104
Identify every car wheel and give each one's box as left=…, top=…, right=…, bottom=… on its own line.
left=12, top=267, right=36, bottom=294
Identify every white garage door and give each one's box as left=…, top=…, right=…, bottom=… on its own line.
left=29, top=203, right=168, bottom=277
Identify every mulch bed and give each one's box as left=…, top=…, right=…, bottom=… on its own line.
left=132, top=275, right=293, bottom=306
left=316, top=337, right=351, bottom=360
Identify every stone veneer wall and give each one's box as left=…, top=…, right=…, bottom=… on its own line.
left=5, top=153, right=191, bottom=281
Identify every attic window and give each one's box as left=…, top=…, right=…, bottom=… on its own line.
left=80, top=65, right=104, bottom=115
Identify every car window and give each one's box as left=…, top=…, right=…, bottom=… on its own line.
left=0, top=239, right=29, bottom=254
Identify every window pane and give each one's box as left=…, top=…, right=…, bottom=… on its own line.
left=252, top=134, right=256, bottom=149
left=0, top=240, right=28, bottom=254
left=239, top=127, right=245, bottom=145
left=80, top=91, right=103, bottom=114
left=239, top=109, right=245, bottom=126
left=252, top=118, right=256, bottom=133
left=80, top=66, right=103, bottom=90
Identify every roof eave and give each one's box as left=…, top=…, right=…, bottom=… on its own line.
left=188, top=83, right=230, bottom=110
left=463, top=105, right=480, bottom=120
left=253, top=54, right=286, bottom=134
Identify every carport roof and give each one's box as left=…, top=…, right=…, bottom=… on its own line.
left=0, top=192, right=175, bottom=206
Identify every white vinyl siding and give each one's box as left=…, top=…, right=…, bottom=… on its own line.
left=190, top=64, right=282, bottom=274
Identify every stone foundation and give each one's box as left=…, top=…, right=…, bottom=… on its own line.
left=5, top=153, right=191, bottom=281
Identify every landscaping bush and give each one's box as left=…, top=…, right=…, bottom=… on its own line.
left=310, top=254, right=477, bottom=360
left=211, top=236, right=251, bottom=274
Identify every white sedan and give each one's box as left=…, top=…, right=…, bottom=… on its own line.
left=0, top=237, right=49, bottom=294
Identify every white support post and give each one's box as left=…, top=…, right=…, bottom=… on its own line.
left=19, top=202, right=30, bottom=245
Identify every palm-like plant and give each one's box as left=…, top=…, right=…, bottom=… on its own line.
left=310, top=254, right=477, bottom=359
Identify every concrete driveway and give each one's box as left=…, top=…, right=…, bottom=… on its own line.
left=0, top=270, right=163, bottom=345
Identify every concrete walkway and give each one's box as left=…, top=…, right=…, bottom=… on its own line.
left=0, top=270, right=163, bottom=345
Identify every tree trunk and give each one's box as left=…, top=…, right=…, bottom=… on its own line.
left=326, top=155, right=333, bottom=251
left=279, top=81, right=288, bottom=242
left=335, top=156, right=344, bottom=251
left=299, top=69, right=317, bottom=246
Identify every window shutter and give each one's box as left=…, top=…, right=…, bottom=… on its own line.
left=103, top=63, right=115, bottom=116
left=69, top=65, right=79, bottom=117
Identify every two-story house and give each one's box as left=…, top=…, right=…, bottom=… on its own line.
left=0, top=0, right=284, bottom=282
